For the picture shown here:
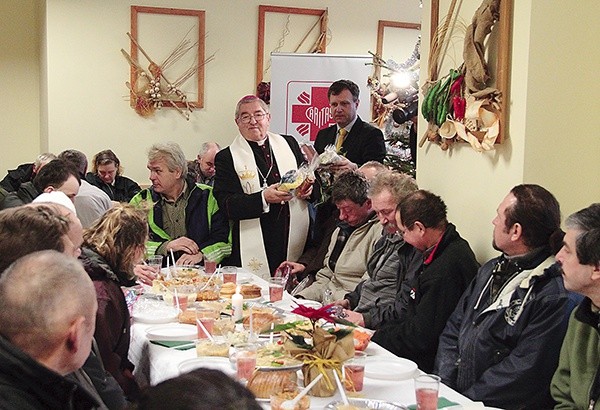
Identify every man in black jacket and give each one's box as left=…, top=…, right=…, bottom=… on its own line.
left=371, top=190, right=479, bottom=373
left=435, top=184, right=579, bottom=409
left=0, top=251, right=100, bottom=409
left=314, top=79, right=386, bottom=170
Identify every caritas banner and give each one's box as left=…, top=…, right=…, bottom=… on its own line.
left=270, top=53, right=373, bottom=144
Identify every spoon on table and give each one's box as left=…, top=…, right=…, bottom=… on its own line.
left=280, top=373, right=323, bottom=410
left=333, top=369, right=350, bottom=406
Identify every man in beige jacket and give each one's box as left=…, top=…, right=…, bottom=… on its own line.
left=296, top=171, right=382, bottom=302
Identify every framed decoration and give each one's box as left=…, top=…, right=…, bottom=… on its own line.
left=256, top=5, right=328, bottom=86
left=374, top=20, right=421, bottom=79
left=423, top=0, right=513, bottom=151
left=125, top=6, right=207, bottom=119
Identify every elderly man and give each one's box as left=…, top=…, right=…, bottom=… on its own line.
left=131, top=142, right=230, bottom=267
left=59, top=149, right=112, bottom=228
left=551, top=204, right=600, bottom=409
left=336, top=171, right=421, bottom=329
left=190, top=142, right=220, bottom=186
left=435, top=184, right=579, bottom=409
left=372, top=190, right=478, bottom=373
left=0, top=159, right=81, bottom=210
left=0, top=251, right=99, bottom=409
left=0, top=152, right=56, bottom=192
left=213, top=95, right=311, bottom=278
left=314, top=79, right=386, bottom=171
left=295, top=171, right=382, bottom=302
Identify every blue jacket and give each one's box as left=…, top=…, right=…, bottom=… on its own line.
left=435, top=252, right=581, bottom=409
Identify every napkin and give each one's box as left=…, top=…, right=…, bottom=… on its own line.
left=407, top=397, right=459, bottom=409
left=150, top=340, right=196, bottom=350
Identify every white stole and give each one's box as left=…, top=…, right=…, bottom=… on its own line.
left=229, top=132, right=309, bottom=279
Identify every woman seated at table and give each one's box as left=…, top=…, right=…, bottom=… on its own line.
left=80, top=204, right=148, bottom=400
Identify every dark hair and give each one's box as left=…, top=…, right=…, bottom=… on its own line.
left=328, top=79, right=360, bottom=101
left=92, top=149, right=122, bottom=175
left=32, top=159, right=81, bottom=193
left=0, top=205, right=70, bottom=274
left=58, top=149, right=88, bottom=178
left=332, top=171, right=369, bottom=205
left=505, top=184, right=562, bottom=249
left=130, top=369, right=262, bottom=410
left=398, top=190, right=447, bottom=230
left=565, top=203, right=600, bottom=266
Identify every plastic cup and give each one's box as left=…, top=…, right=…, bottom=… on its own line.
left=343, top=351, right=367, bottom=392
left=146, top=255, right=163, bottom=276
left=235, top=343, right=257, bottom=383
left=268, top=277, right=286, bottom=302
left=165, top=285, right=196, bottom=311
left=195, top=306, right=218, bottom=339
left=203, top=254, right=217, bottom=274
left=414, top=374, right=440, bottom=410
left=222, top=266, right=238, bottom=284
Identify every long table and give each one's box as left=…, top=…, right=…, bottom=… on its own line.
left=128, top=272, right=477, bottom=409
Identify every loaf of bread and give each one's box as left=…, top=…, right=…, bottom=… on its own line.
left=247, top=369, right=298, bottom=399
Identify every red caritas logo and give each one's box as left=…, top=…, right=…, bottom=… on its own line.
left=291, top=86, right=334, bottom=141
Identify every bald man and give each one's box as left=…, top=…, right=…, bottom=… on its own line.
left=0, top=251, right=99, bottom=408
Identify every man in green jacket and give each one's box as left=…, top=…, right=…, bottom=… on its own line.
left=131, top=142, right=231, bottom=271
left=552, top=203, right=600, bottom=409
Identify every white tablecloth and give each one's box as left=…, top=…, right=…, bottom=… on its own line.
left=128, top=273, right=475, bottom=409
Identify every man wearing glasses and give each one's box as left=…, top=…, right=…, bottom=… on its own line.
left=213, top=95, right=312, bottom=279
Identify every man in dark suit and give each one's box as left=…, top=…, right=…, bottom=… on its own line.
left=314, top=79, right=386, bottom=172
left=213, top=95, right=312, bottom=279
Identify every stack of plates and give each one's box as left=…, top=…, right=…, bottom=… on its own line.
left=178, top=357, right=235, bottom=377
left=145, top=324, right=197, bottom=341
left=365, top=357, right=418, bottom=381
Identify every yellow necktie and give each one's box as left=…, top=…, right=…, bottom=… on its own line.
left=336, top=128, right=347, bottom=152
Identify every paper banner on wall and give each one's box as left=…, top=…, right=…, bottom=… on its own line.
left=270, top=53, right=372, bottom=144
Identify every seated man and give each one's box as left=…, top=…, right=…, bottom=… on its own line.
left=295, top=171, right=382, bottom=302
left=371, top=190, right=479, bottom=373
left=86, top=149, right=141, bottom=202
left=188, top=142, right=220, bottom=186
left=131, top=142, right=231, bottom=266
left=336, top=171, right=421, bottom=330
left=59, top=149, right=113, bottom=228
left=0, top=251, right=99, bottom=409
left=0, top=152, right=56, bottom=192
left=551, top=203, right=600, bottom=409
left=0, top=202, right=126, bottom=409
left=435, top=184, right=578, bottom=409
left=279, top=161, right=387, bottom=286
left=0, top=159, right=81, bottom=210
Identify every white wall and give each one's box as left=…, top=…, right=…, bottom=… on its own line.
left=38, top=0, right=421, bottom=185
left=0, top=0, right=41, bottom=168
left=417, top=0, right=600, bottom=262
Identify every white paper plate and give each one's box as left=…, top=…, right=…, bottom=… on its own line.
left=132, top=308, right=179, bottom=324
left=271, top=299, right=322, bottom=312
left=132, top=300, right=179, bottom=324
left=365, top=357, right=418, bottom=381
left=145, top=324, right=197, bottom=341
left=325, top=399, right=407, bottom=409
left=178, top=357, right=235, bottom=376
